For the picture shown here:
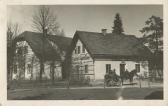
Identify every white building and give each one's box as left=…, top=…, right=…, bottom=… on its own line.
left=66, top=30, right=153, bottom=83
left=12, top=31, right=72, bottom=80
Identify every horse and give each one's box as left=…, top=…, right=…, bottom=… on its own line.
left=122, top=69, right=138, bottom=83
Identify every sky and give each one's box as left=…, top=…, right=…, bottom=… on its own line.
left=7, top=5, right=163, bottom=38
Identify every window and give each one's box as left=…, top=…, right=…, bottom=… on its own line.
left=14, top=65, right=17, bottom=74
left=50, top=64, right=55, bottom=77
left=74, top=47, right=77, bottom=54
left=76, top=65, right=80, bottom=79
left=135, top=64, right=140, bottom=72
left=76, top=65, right=80, bottom=71
left=82, top=45, right=85, bottom=53
left=27, top=64, right=31, bottom=74
left=24, top=46, right=28, bottom=54
left=106, top=64, right=111, bottom=73
left=86, top=76, right=90, bottom=81
left=17, top=47, right=22, bottom=55
left=85, top=65, right=88, bottom=73
left=77, top=46, right=80, bottom=54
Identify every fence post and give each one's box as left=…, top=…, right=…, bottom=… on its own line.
left=104, top=79, right=105, bottom=89
left=67, top=80, right=69, bottom=89
left=148, top=77, right=151, bottom=88
left=67, top=78, right=70, bottom=89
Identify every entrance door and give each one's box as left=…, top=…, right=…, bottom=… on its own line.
left=120, top=64, right=125, bottom=76
left=120, top=64, right=125, bottom=84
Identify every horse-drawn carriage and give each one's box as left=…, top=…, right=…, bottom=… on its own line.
left=104, top=70, right=121, bottom=86
left=104, top=69, right=138, bottom=87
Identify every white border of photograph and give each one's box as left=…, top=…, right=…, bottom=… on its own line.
left=0, top=0, right=168, bottom=106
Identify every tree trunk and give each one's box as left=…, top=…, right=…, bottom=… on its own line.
left=67, top=56, right=72, bottom=89
left=39, top=60, right=44, bottom=82
left=7, top=45, right=16, bottom=82
left=39, top=30, right=45, bottom=82
left=155, top=30, right=159, bottom=80
left=51, top=61, right=55, bottom=84
left=10, top=66, right=13, bottom=81
left=23, top=55, right=26, bottom=80
left=155, top=30, right=159, bottom=52
left=31, top=56, right=35, bottom=80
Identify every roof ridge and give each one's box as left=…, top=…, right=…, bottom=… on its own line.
left=21, top=31, right=72, bottom=39
left=76, top=30, right=101, bottom=34
left=15, top=30, right=72, bottom=61
left=47, top=34, right=72, bottom=39
left=72, top=30, right=152, bottom=59
left=76, top=30, right=139, bottom=38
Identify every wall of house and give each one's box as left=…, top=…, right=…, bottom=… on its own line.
left=12, top=41, right=28, bottom=80
left=94, top=60, right=149, bottom=80
left=70, top=39, right=150, bottom=84
left=12, top=41, right=62, bottom=80
left=71, top=39, right=94, bottom=81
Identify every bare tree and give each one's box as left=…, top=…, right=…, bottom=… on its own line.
left=7, top=22, right=20, bottom=82
left=32, top=6, right=60, bottom=35
left=32, top=6, right=61, bottom=81
left=7, top=22, right=20, bottom=45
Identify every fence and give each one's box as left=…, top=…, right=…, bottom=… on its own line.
left=103, top=72, right=163, bottom=88
left=8, top=72, right=163, bottom=89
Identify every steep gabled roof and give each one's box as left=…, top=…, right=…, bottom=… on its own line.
left=47, top=35, right=72, bottom=51
left=15, top=31, right=72, bottom=61
left=70, top=30, right=153, bottom=60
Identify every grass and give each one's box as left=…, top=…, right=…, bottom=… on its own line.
left=8, top=87, right=163, bottom=100
left=8, top=79, right=163, bottom=89
left=8, top=80, right=68, bottom=89
left=7, top=80, right=163, bottom=100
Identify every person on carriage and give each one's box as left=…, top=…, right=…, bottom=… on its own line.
left=105, top=69, right=119, bottom=82
left=112, top=69, right=120, bottom=82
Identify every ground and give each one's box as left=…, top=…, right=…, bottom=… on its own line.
left=8, top=87, right=163, bottom=100
left=7, top=79, right=163, bottom=100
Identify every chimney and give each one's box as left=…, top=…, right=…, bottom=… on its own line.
left=101, top=29, right=107, bottom=36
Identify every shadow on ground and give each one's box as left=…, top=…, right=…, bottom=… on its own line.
left=8, top=87, right=163, bottom=100
left=144, top=91, right=163, bottom=99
